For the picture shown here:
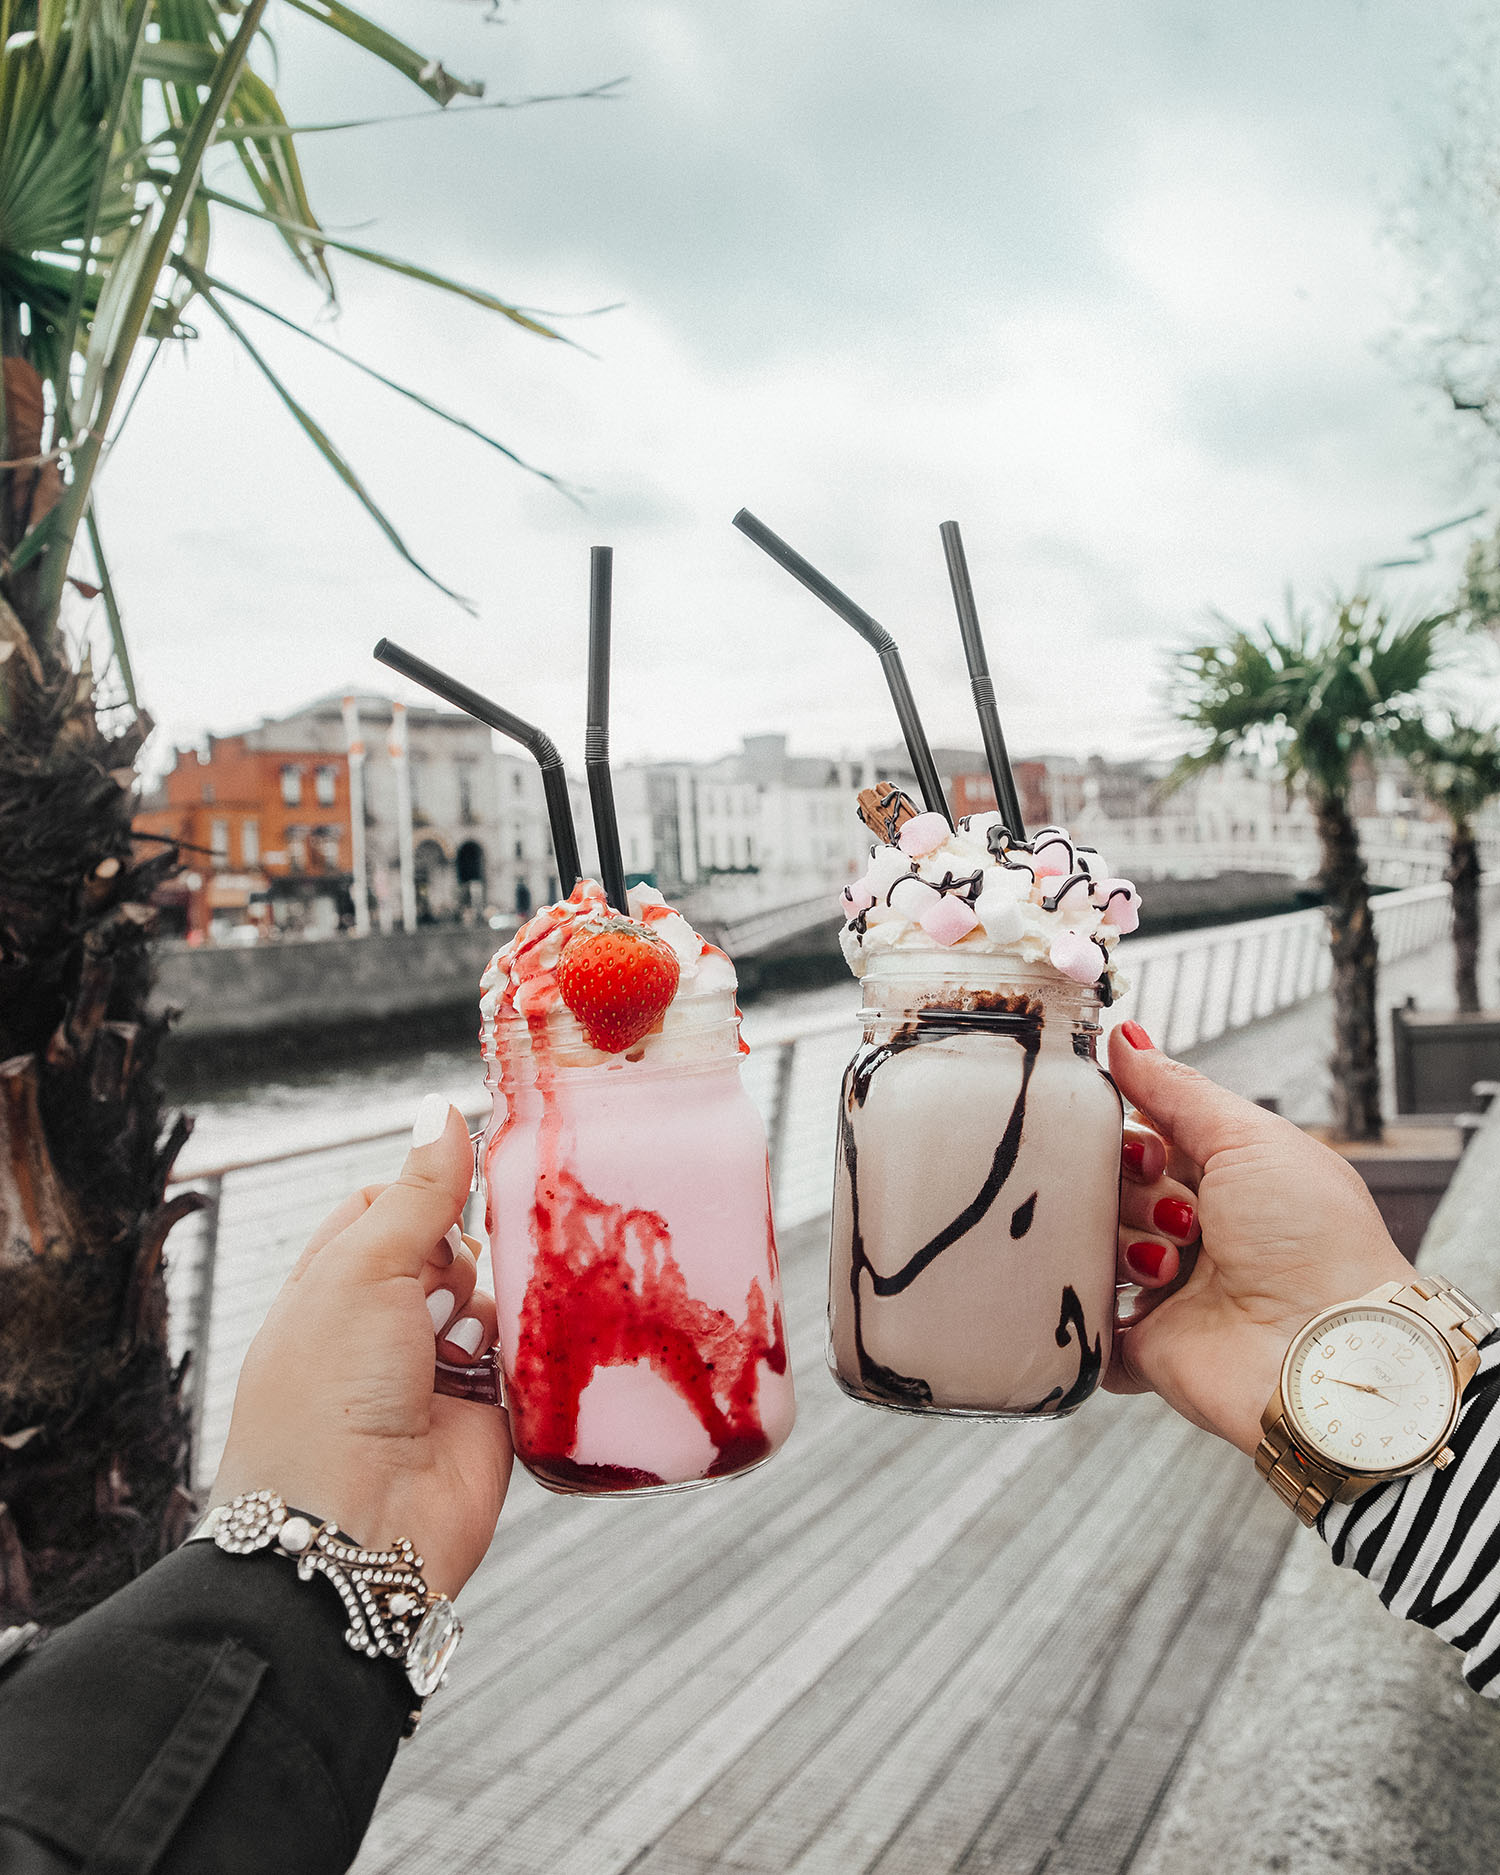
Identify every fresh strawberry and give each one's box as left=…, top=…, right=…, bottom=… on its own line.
left=556, top=919, right=681, bottom=1053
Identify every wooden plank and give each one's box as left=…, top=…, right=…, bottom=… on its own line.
left=640, top=1409, right=1159, bottom=1874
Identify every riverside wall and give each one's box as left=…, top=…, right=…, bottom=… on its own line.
left=152, top=869, right=1309, bottom=1063
left=153, top=923, right=504, bottom=1056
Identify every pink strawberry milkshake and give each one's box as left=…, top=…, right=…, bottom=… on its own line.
left=478, top=880, right=796, bottom=1494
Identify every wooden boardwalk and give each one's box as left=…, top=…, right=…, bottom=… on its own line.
left=356, top=1213, right=1294, bottom=1875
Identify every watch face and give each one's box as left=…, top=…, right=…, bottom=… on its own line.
left=1286, top=1306, right=1457, bottom=1473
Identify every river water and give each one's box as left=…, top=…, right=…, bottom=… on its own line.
left=170, top=977, right=860, bottom=1177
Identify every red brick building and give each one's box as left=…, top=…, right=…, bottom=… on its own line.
left=137, top=735, right=352, bottom=938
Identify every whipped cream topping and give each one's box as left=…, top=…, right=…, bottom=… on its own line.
left=838, top=812, right=1140, bottom=1002
left=481, top=879, right=740, bottom=1068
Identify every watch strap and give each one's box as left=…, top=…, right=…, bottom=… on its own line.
left=1399, top=1275, right=1496, bottom=1361
left=1255, top=1404, right=1341, bottom=1526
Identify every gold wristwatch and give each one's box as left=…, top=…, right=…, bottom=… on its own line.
left=1257, top=1276, right=1496, bottom=1526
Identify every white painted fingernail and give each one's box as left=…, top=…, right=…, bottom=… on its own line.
left=444, top=1225, right=464, bottom=1257
left=412, top=1094, right=451, bottom=1149
left=426, top=1288, right=456, bottom=1334
left=445, top=1316, right=484, bottom=1358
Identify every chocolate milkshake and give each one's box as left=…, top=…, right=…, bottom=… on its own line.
left=828, top=789, right=1141, bottom=1417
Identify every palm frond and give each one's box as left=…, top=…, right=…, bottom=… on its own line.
left=1400, top=714, right=1500, bottom=826
left=197, top=286, right=476, bottom=612
left=1171, top=592, right=1449, bottom=802
left=202, top=77, right=628, bottom=141
left=196, top=185, right=568, bottom=340
left=83, top=497, right=134, bottom=707
left=280, top=0, right=483, bottom=105
left=179, top=262, right=580, bottom=499
left=1, top=0, right=592, bottom=668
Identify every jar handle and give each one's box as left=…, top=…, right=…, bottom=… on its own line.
left=438, top=1128, right=502, bottom=1403
left=434, top=1349, right=504, bottom=1406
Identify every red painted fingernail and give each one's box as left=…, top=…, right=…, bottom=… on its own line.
left=1121, top=1021, right=1154, bottom=1050
left=1153, top=1196, right=1195, bottom=1239
left=1126, top=1239, right=1168, bottom=1279
left=1121, top=1137, right=1145, bottom=1176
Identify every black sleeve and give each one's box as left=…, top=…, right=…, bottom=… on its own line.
left=1321, top=1334, right=1500, bottom=1696
left=0, top=1540, right=411, bottom=1874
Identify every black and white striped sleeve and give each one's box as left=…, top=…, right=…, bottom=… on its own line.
left=1322, top=1335, right=1500, bottom=1696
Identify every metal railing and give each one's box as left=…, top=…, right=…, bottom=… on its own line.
left=164, top=879, right=1481, bottom=1487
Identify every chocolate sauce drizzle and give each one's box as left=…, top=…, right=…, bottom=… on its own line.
left=882, top=867, right=986, bottom=911
left=1039, top=871, right=1094, bottom=915
left=985, top=821, right=1037, bottom=879
left=840, top=1008, right=1056, bottom=1408
left=1018, top=1286, right=1103, bottom=1415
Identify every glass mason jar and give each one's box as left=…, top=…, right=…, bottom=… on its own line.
left=480, top=986, right=796, bottom=1494
left=828, top=952, right=1121, bottom=1418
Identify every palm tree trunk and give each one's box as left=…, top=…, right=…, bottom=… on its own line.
left=0, top=638, right=199, bottom=1627
left=1315, top=791, right=1382, bottom=1141
left=1447, top=817, right=1482, bottom=1015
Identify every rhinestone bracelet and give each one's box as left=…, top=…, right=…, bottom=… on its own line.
left=192, top=1490, right=462, bottom=1736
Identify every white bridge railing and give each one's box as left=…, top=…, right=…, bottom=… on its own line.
left=164, top=880, right=1473, bottom=1487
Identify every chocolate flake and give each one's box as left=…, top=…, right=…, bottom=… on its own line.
left=857, top=782, right=921, bottom=844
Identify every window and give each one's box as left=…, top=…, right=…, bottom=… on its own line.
left=280, top=766, right=302, bottom=806
left=513, top=838, right=524, bottom=861
left=241, top=818, right=260, bottom=867
left=288, top=828, right=307, bottom=870
left=314, top=825, right=340, bottom=868
left=457, top=764, right=475, bottom=825
left=315, top=765, right=337, bottom=807
left=202, top=782, right=215, bottom=804
left=210, top=819, right=229, bottom=862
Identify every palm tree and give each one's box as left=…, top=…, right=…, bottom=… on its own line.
left=1399, top=718, right=1500, bottom=1012
left=1173, top=594, right=1447, bottom=1142
left=0, top=1, right=598, bottom=1625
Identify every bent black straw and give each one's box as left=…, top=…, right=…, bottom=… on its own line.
left=586, top=547, right=630, bottom=916
left=938, top=521, right=1027, bottom=840
left=732, top=509, right=951, bottom=823
left=372, top=637, right=581, bottom=894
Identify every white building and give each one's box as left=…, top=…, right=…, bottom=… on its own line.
left=265, top=693, right=565, bottom=925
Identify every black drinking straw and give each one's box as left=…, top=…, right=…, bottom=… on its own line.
left=938, top=521, right=1027, bottom=841
left=372, top=637, right=581, bottom=894
left=732, top=508, right=952, bottom=823
left=586, top=546, right=630, bottom=916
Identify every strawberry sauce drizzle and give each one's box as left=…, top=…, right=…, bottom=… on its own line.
left=508, top=1161, right=788, bottom=1492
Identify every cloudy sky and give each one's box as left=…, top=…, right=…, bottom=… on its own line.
left=91, top=0, right=1500, bottom=775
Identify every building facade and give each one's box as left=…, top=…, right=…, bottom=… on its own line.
left=140, top=693, right=567, bottom=940
left=137, top=733, right=354, bottom=939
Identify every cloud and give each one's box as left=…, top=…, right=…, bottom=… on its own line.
left=91, top=0, right=1500, bottom=778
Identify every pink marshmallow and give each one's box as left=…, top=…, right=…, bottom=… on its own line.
left=1043, top=875, right=1092, bottom=916
left=1030, top=832, right=1074, bottom=877
left=898, top=812, right=951, bottom=857
left=841, top=879, right=877, bottom=917
left=1093, top=878, right=1140, bottom=933
left=918, top=896, right=981, bottom=946
left=1050, top=929, right=1105, bottom=984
